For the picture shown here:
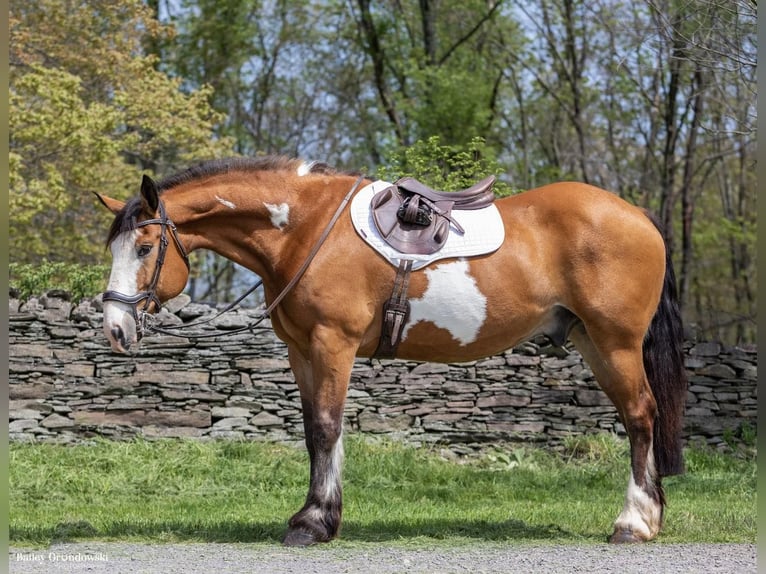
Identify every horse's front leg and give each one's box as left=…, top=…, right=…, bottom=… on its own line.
left=283, top=330, right=355, bottom=546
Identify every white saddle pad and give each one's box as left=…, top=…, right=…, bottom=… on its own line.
left=350, top=180, right=505, bottom=270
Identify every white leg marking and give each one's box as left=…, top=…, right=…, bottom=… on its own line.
left=614, top=446, right=662, bottom=539
left=402, top=260, right=487, bottom=345
left=297, top=161, right=317, bottom=176
left=215, top=195, right=236, bottom=209
left=264, top=202, right=290, bottom=230
left=321, top=431, right=344, bottom=503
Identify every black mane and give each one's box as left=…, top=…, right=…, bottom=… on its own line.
left=105, top=155, right=352, bottom=246
left=156, top=156, right=342, bottom=191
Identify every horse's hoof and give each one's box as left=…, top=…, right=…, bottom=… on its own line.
left=608, top=528, right=646, bottom=544
left=282, top=528, right=318, bottom=547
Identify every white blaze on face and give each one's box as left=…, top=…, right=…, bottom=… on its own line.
left=103, top=230, right=142, bottom=352
left=402, top=259, right=487, bottom=345
left=264, top=202, right=290, bottom=230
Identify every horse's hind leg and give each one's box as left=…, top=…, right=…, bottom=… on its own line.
left=282, top=331, right=354, bottom=546
left=569, top=324, right=664, bottom=543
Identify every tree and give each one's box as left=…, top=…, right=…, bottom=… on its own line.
left=9, top=0, right=232, bottom=265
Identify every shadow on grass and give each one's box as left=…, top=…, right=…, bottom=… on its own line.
left=11, top=517, right=584, bottom=546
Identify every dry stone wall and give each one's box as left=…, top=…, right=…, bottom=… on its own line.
left=8, top=292, right=757, bottom=451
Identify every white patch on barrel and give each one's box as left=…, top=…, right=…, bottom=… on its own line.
left=264, top=202, right=290, bottom=230
left=402, top=259, right=487, bottom=345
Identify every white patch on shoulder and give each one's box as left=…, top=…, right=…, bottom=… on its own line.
left=402, top=260, right=487, bottom=345
left=215, top=195, right=236, bottom=209
left=297, top=161, right=316, bottom=176
left=264, top=202, right=290, bottom=230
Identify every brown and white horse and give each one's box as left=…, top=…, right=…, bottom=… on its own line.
left=96, top=156, right=687, bottom=546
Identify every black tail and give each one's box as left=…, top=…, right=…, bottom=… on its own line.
left=643, top=213, right=688, bottom=477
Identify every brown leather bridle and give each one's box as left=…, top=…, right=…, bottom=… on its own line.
left=102, top=175, right=365, bottom=341
left=102, top=198, right=190, bottom=341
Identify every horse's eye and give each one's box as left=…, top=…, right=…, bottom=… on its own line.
left=137, top=244, right=153, bottom=258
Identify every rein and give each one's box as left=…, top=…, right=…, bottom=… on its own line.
left=117, top=175, right=366, bottom=340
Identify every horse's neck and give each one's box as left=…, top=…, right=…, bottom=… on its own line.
left=169, top=174, right=352, bottom=282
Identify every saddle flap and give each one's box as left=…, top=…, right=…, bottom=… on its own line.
left=369, top=185, right=401, bottom=237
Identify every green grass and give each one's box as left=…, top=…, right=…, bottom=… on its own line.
left=9, top=435, right=756, bottom=547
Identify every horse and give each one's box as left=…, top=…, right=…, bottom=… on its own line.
left=96, top=155, right=687, bottom=546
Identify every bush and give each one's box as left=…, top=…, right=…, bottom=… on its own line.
left=9, top=261, right=109, bottom=301
left=377, top=136, right=519, bottom=197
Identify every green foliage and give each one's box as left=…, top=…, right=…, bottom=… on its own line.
left=560, top=433, right=630, bottom=464
left=10, top=262, right=109, bottom=301
left=9, top=436, right=756, bottom=545
left=9, top=0, right=233, bottom=266
left=377, top=136, right=518, bottom=196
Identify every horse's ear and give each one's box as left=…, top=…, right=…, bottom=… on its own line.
left=94, top=192, right=126, bottom=215
left=140, top=174, right=160, bottom=213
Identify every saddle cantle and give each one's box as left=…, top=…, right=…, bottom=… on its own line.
left=370, top=175, right=496, bottom=255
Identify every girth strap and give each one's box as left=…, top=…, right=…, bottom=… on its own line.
left=373, top=259, right=413, bottom=359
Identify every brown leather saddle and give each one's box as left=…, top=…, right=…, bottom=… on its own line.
left=371, top=175, right=496, bottom=255
left=370, top=175, right=497, bottom=359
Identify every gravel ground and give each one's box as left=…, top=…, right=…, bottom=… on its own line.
left=8, top=542, right=757, bottom=574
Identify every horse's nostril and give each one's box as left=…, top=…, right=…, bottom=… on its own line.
left=111, top=326, right=130, bottom=350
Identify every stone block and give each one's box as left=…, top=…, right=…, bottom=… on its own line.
left=131, top=370, right=210, bottom=385
left=146, top=410, right=211, bottom=428
left=212, top=417, right=249, bottom=429
left=697, top=364, right=737, bottom=379
left=358, top=411, right=413, bottom=433
left=249, top=411, right=284, bottom=427
left=41, top=414, right=75, bottom=429
left=73, top=410, right=147, bottom=427
left=574, top=390, right=612, bottom=407
left=9, top=419, right=38, bottom=432
left=10, top=409, right=44, bottom=420
left=9, top=343, right=53, bottom=358
left=107, top=397, right=162, bottom=410
left=61, top=363, right=95, bottom=377
left=212, top=406, right=252, bottom=419
left=690, top=342, right=721, bottom=356
left=234, top=357, right=291, bottom=371
left=486, top=421, right=546, bottom=433
left=476, top=394, right=531, bottom=408
left=207, top=430, right=245, bottom=439
left=443, top=381, right=480, bottom=394
left=142, top=425, right=206, bottom=438
left=9, top=382, right=55, bottom=400
left=73, top=409, right=211, bottom=428
left=410, top=362, right=451, bottom=375
left=162, top=390, right=228, bottom=402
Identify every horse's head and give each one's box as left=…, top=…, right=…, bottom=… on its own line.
left=96, top=175, right=190, bottom=353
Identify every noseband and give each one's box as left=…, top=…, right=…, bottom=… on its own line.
left=102, top=199, right=190, bottom=340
